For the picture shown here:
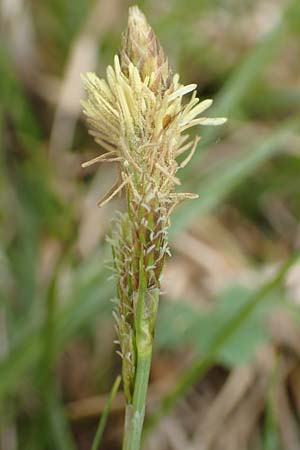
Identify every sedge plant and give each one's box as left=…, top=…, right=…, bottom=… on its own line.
left=81, top=6, right=226, bottom=450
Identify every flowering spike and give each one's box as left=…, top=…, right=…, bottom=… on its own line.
left=120, top=6, right=172, bottom=95
left=81, top=6, right=227, bottom=448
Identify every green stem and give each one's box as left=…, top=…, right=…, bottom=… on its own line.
left=91, top=375, right=121, bottom=450
left=122, top=260, right=159, bottom=450
left=124, top=349, right=152, bottom=450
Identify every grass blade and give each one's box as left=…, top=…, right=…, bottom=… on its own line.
left=172, top=120, right=300, bottom=235
left=46, top=389, right=78, bottom=450
left=263, top=355, right=281, bottom=450
left=181, top=0, right=297, bottom=169
left=90, top=375, right=121, bottom=450
left=0, top=261, right=113, bottom=401
left=145, top=252, right=299, bottom=433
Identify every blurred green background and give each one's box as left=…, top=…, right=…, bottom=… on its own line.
left=1, top=0, right=300, bottom=449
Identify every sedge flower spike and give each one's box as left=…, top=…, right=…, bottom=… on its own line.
left=81, top=6, right=226, bottom=450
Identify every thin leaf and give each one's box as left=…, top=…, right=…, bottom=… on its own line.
left=46, top=389, right=77, bottom=450
left=0, top=259, right=113, bottom=401
left=90, top=375, right=121, bottom=450
left=145, top=253, right=299, bottom=434
left=172, top=120, right=300, bottom=235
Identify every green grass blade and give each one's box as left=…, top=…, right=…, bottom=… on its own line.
left=212, top=13, right=286, bottom=118
left=181, top=0, right=297, bottom=168
left=263, top=355, right=281, bottom=450
left=172, top=120, right=300, bottom=235
left=0, top=260, right=113, bottom=401
left=0, top=44, right=41, bottom=142
left=90, top=375, right=121, bottom=450
left=145, top=252, right=299, bottom=433
left=45, top=389, right=77, bottom=450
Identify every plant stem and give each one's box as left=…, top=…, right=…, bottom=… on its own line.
left=124, top=349, right=152, bottom=450
left=91, top=375, right=121, bottom=450
left=122, top=266, right=159, bottom=450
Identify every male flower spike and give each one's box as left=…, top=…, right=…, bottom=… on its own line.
left=81, top=5, right=226, bottom=449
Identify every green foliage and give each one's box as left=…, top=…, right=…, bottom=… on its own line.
left=91, top=376, right=121, bottom=450
left=172, top=120, right=299, bottom=234
left=146, top=254, right=298, bottom=433
left=1, top=0, right=299, bottom=448
left=156, top=285, right=276, bottom=367
left=262, top=357, right=282, bottom=450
